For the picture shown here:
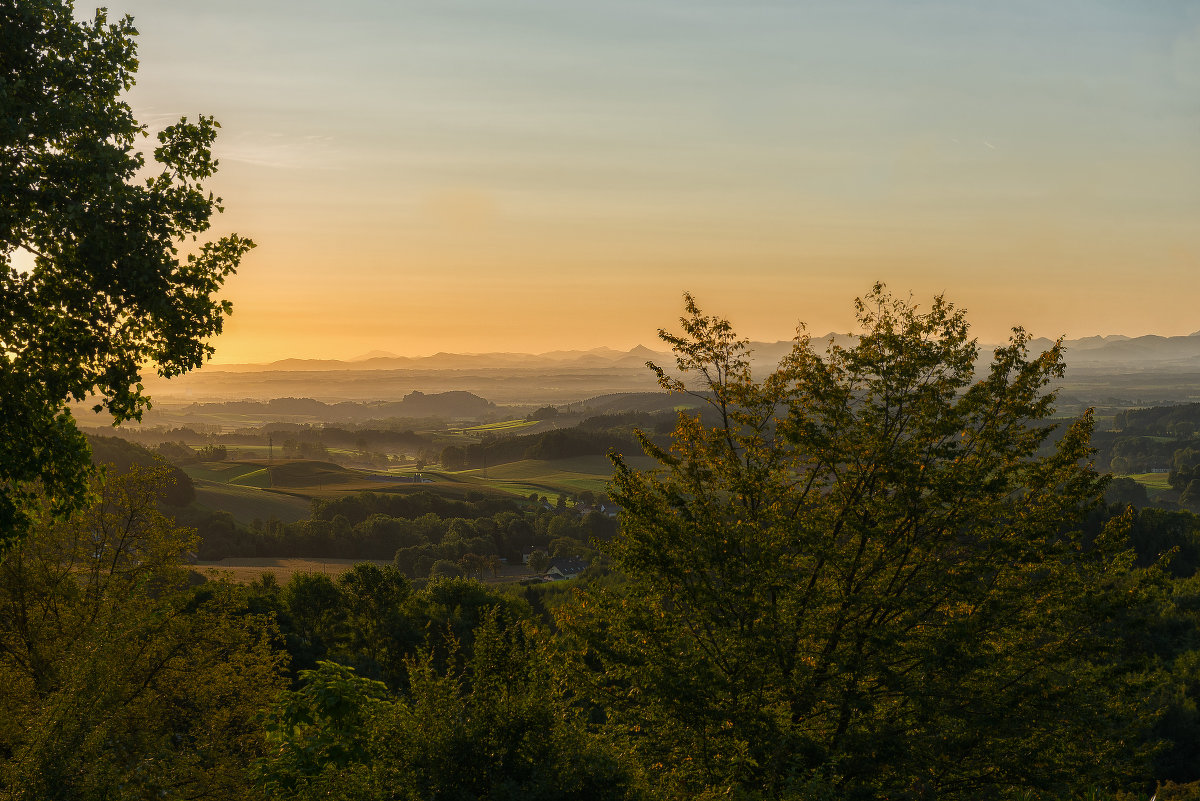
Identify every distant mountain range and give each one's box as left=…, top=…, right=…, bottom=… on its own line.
left=135, top=334, right=1200, bottom=409
left=178, top=391, right=498, bottom=422
left=209, top=345, right=672, bottom=373
left=213, top=334, right=1200, bottom=375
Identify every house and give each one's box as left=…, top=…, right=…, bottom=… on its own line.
left=544, top=556, right=587, bottom=580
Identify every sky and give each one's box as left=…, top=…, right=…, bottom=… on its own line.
left=105, top=0, right=1200, bottom=363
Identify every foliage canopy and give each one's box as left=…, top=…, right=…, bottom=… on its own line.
left=565, top=285, right=1149, bottom=799
left=0, top=466, right=286, bottom=799
left=0, top=0, right=252, bottom=547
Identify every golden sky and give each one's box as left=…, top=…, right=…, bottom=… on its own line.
left=115, top=1, right=1200, bottom=363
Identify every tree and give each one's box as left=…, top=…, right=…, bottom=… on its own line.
left=0, top=465, right=286, bottom=798
left=366, top=612, right=641, bottom=801
left=1182, top=480, right=1200, bottom=512
left=564, top=286, right=1150, bottom=799
left=441, top=445, right=467, bottom=471
left=528, top=549, right=550, bottom=574
left=197, top=443, right=229, bottom=461
left=255, top=612, right=642, bottom=801
left=0, top=0, right=253, bottom=548
left=459, top=552, right=486, bottom=579
left=429, top=558, right=464, bottom=579
left=255, top=660, right=392, bottom=798
left=1105, top=476, right=1150, bottom=508
left=283, top=572, right=346, bottom=670
left=337, top=563, right=415, bottom=682
left=528, top=405, right=560, bottom=421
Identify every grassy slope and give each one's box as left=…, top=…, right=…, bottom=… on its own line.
left=1129, top=472, right=1173, bottom=498
left=452, top=419, right=540, bottom=434
left=184, top=462, right=264, bottom=483
left=192, top=480, right=311, bottom=524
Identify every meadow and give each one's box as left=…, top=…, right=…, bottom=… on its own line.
left=449, top=419, right=541, bottom=435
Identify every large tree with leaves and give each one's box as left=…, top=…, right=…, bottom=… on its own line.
left=0, top=465, right=286, bottom=799
left=564, top=285, right=1153, bottom=799
left=0, top=0, right=253, bottom=547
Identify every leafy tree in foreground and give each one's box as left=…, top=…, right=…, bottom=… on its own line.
left=0, top=466, right=287, bottom=799
left=0, top=0, right=253, bottom=548
left=564, top=286, right=1152, bottom=799
left=257, top=611, right=642, bottom=801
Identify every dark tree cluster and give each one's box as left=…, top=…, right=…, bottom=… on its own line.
left=181, top=391, right=497, bottom=423
left=188, top=488, right=614, bottom=573
left=0, top=467, right=286, bottom=799
left=1094, top=406, right=1200, bottom=493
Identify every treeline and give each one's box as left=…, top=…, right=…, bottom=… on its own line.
left=87, top=434, right=195, bottom=506
left=181, top=390, right=498, bottom=422
left=146, top=424, right=437, bottom=467
left=1113, top=404, right=1200, bottom=435
left=184, top=489, right=617, bottom=573
left=108, top=407, right=684, bottom=472
left=1094, top=403, right=1200, bottom=510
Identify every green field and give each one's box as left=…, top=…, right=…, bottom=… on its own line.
left=455, top=454, right=660, bottom=498
left=192, top=481, right=312, bottom=524
left=451, top=419, right=540, bottom=435
left=1128, top=472, right=1172, bottom=491
left=185, top=459, right=368, bottom=489
left=183, top=462, right=266, bottom=483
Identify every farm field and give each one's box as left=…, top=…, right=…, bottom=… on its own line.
left=455, top=453, right=659, bottom=498
left=185, top=461, right=265, bottom=483
left=191, top=481, right=311, bottom=524
left=184, top=459, right=423, bottom=491
left=183, top=459, right=514, bottom=513
left=195, top=556, right=538, bottom=584
left=1129, top=472, right=1173, bottom=493
left=450, top=419, right=541, bottom=435
left=181, top=454, right=640, bottom=525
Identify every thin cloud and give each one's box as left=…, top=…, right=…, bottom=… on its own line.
left=215, top=132, right=340, bottom=170
left=132, top=107, right=340, bottom=170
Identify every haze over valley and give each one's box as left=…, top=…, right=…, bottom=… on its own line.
left=98, top=331, right=1200, bottom=417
